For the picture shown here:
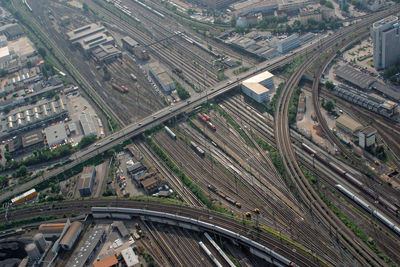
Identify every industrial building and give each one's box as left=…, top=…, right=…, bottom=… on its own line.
left=121, top=247, right=139, bottom=267
left=133, top=45, right=149, bottom=60
left=111, top=221, right=130, bottom=238
left=67, top=24, right=114, bottom=51
left=148, top=61, right=176, bottom=92
left=333, top=86, right=398, bottom=118
left=44, top=123, right=68, bottom=148
left=92, top=44, right=122, bottom=63
left=59, top=221, right=82, bottom=250
left=7, top=130, right=45, bottom=154
left=372, top=16, right=400, bottom=70
left=336, top=114, right=363, bottom=135
left=277, top=34, right=300, bottom=53
left=334, top=65, right=400, bottom=101
left=0, top=23, right=24, bottom=40
left=11, top=188, right=37, bottom=205
left=359, top=126, right=377, bottom=148
left=80, top=113, right=97, bottom=136
left=121, top=36, right=139, bottom=53
left=78, top=166, right=96, bottom=197
left=67, top=228, right=106, bottom=267
left=241, top=70, right=274, bottom=103
left=39, top=223, right=67, bottom=239
left=0, top=97, right=68, bottom=140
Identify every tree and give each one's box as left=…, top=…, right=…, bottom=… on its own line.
left=38, top=47, right=46, bottom=58
left=325, top=80, right=335, bottom=90
left=17, top=165, right=28, bottom=177
left=2, top=106, right=11, bottom=114
left=4, top=151, right=11, bottom=161
left=325, top=101, right=335, bottom=112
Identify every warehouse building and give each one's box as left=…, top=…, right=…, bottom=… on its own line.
left=0, top=97, right=68, bottom=140
left=0, top=23, right=24, bottom=40
left=148, top=61, right=175, bottom=92
left=59, top=221, right=82, bottom=250
left=111, top=221, right=129, bottom=238
left=80, top=113, right=97, bottom=136
left=44, top=123, right=68, bottom=148
left=336, top=114, right=363, bottom=135
left=39, top=223, right=67, bottom=239
left=121, top=36, right=139, bottom=53
left=334, top=85, right=398, bottom=118
left=67, top=23, right=115, bottom=53
left=66, top=228, right=105, bottom=267
left=359, top=126, right=377, bottom=148
left=92, top=44, right=122, bottom=63
left=121, top=247, right=139, bottom=267
left=241, top=70, right=274, bottom=103
left=277, top=34, right=300, bottom=53
left=78, top=166, right=96, bottom=197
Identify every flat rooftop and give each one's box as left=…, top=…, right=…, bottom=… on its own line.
left=67, top=228, right=105, bottom=267
left=373, top=15, right=398, bottom=28
left=66, top=23, right=105, bottom=42
left=242, top=70, right=273, bottom=94
left=334, top=65, right=375, bottom=89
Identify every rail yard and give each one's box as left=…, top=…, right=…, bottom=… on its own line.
left=1, top=0, right=400, bottom=266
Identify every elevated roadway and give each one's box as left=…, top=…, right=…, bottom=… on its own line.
left=1, top=5, right=399, bottom=207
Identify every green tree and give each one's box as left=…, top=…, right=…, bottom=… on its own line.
left=325, top=101, right=335, bottom=112
left=17, top=165, right=28, bottom=177
left=325, top=80, right=335, bottom=90
left=2, top=106, right=11, bottom=114
left=4, top=151, right=11, bottom=161
left=38, top=47, right=46, bottom=58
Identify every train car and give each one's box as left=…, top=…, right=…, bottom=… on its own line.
left=377, top=196, right=398, bottom=213
left=112, top=83, right=125, bottom=93
left=207, top=122, right=216, bottom=131
left=301, top=143, right=317, bottom=155
left=121, top=85, right=129, bottom=93
left=11, top=189, right=38, bottom=205
left=130, top=73, right=137, bottom=81
left=202, top=113, right=211, bottom=121
left=165, top=126, right=176, bottom=140
left=335, top=184, right=400, bottom=236
left=328, top=162, right=346, bottom=176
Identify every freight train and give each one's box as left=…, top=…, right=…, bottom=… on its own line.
left=302, top=143, right=398, bottom=214
left=335, top=184, right=400, bottom=236
left=112, top=83, right=127, bottom=93
left=190, top=141, right=205, bottom=157
left=11, top=189, right=38, bottom=205
left=197, top=113, right=216, bottom=131
left=208, top=184, right=241, bottom=208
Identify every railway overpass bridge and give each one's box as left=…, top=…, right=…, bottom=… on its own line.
left=0, top=199, right=322, bottom=266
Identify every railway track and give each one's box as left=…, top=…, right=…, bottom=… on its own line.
left=1, top=199, right=321, bottom=266
left=274, top=6, right=400, bottom=266
left=178, top=119, right=342, bottom=263
left=135, top=140, right=205, bottom=207
left=89, top=0, right=219, bottom=88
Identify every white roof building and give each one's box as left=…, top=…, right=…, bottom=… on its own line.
left=241, top=70, right=274, bottom=103
left=121, top=247, right=139, bottom=267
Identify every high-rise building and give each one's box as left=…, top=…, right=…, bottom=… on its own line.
left=371, top=16, right=400, bottom=70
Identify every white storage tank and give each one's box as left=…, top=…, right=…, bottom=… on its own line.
left=25, top=243, right=41, bottom=260
left=33, top=233, right=46, bottom=253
